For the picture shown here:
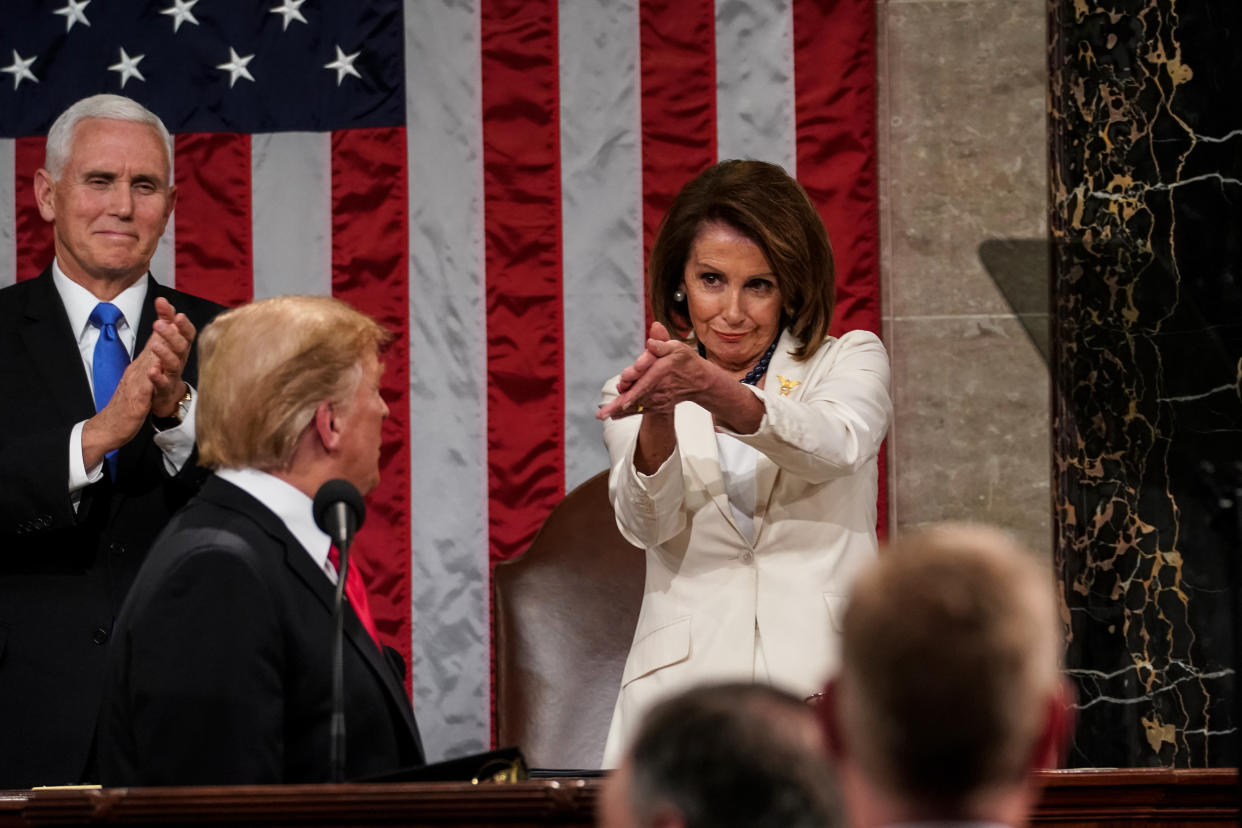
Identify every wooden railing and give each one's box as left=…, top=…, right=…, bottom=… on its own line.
left=0, top=769, right=1235, bottom=826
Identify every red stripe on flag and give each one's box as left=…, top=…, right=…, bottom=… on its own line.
left=172, top=133, right=253, bottom=307
left=330, top=126, right=413, bottom=685
left=15, top=137, right=51, bottom=282
left=639, top=0, right=717, bottom=329
left=480, top=0, right=565, bottom=564
left=793, top=0, right=880, bottom=339
left=793, top=0, right=886, bottom=536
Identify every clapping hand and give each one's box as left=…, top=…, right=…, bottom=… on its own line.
left=598, top=322, right=707, bottom=420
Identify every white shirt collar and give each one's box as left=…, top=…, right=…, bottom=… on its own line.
left=51, top=259, right=149, bottom=353
left=215, top=467, right=334, bottom=580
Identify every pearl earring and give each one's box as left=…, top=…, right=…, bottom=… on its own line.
left=673, top=289, right=686, bottom=302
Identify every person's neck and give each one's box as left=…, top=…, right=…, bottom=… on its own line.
left=57, top=258, right=146, bottom=302
left=268, top=466, right=327, bottom=502
left=843, top=770, right=1031, bottom=828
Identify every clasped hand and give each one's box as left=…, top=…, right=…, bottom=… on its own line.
left=597, top=322, right=707, bottom=420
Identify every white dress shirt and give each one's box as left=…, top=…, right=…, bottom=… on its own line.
left=215, top=467, right=338, bottom=585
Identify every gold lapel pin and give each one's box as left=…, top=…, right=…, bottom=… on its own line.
left=777, top=376, right=801, bottom=396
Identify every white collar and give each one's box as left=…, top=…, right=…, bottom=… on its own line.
left=52, top=259, right=149, bottom=349
left=215, top=467, right=333, bottom=576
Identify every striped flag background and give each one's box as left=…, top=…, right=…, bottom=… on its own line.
left=0, top=0, right=878, bottom=761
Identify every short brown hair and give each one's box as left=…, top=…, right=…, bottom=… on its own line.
left=649, top=160, right=835, bottom=360
left=837, top=523, right=1061, bottom=808
left=196, top=295, right=392, bottom=471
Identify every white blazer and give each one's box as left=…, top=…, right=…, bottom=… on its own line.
left=599, top=329, right=892, bottom=766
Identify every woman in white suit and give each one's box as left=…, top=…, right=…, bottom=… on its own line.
left=596, top=160, right=892, bottom=766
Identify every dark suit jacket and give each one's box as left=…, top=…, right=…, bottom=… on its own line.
left=0, top=267, right=222, bottom=788
left=99, top=475, right=425, bottom=785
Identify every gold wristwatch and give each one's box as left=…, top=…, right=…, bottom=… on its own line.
left=152, top=386, right=193, bottom=430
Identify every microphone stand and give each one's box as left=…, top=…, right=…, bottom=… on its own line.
left=330, top=537, right=351, bottom=783
left=313, top=480, right=366, bottom=784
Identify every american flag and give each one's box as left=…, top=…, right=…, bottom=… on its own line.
left=0, top=0, right=880, bottom=762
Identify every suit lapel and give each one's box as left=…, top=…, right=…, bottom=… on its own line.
left=303, top=545, right=421, bottom=739
left=752, top=331, right=807, bottom=541
left=133, top=274, right=159, bottom=354
left=18, top=269, right=95, bottom=424
left=113, top=275, right=162, bottom=482
left=676, top=388, right=747, bottom=541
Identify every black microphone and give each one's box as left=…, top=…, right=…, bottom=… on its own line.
left=312, top=478, right=366, bottom=783
left=313, top=478, right=366, bottom=549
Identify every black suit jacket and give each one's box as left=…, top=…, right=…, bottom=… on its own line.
left=99, top=475, right=425, bottom=785
left=0, top=268, right=222, bottom=788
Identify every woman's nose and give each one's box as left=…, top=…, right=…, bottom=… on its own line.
left=721, top=288, right=746, bottom=323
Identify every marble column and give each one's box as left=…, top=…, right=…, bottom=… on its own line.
left=1049, top=1, right=1242, bottom=767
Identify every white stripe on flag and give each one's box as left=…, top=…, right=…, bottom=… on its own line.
left=0, top=139, right=15, bottom=289
left=405, top=0, right=490, bottom=762
left=716, top=0, right=797, bottom=173
left=151, top=150, right=175, bottom=290
left=251, top=132, right=333, bottom=298
left=559, top=0, right=645, bottom=493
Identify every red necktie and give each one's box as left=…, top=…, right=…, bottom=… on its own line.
left=328, top=546, right=381, bottom=650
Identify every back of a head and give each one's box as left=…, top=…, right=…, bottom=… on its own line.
left=196, top=295, right=390, bottom=471
left=623, top=683, right=840, bottom=828
left=837, top=523, right=1062, bottom=810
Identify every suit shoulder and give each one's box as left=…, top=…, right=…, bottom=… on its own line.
left=0, top=277, right=39, bottom=313
left=807, top=329, right=888, bottom=363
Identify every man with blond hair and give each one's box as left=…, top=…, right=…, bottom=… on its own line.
left=819, top=523, right=1073, bottom=827
left=0, top=93, right=221, bottom=787
left=100, top=295, right=424, bottom=785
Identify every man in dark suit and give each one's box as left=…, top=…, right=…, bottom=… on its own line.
left=0, top=94, right=222, bottom=788
left=100, top=295, right=425, bottom=784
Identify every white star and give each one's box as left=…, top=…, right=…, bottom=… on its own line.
left=53, top=0, right=91, bottom=32
left=269, top=0, right=308, bottom=31
left=2, top=50, right=38, bottom=90
left=108, top=48, right=146, bottom=88
left=160, top=0, right=200, bottom=33
left=216, top=47, right=256, bottom=88
left=324, top=45, right=362, bottom=86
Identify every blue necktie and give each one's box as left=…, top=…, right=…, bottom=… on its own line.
left=89, top=302, right=130, bottom=478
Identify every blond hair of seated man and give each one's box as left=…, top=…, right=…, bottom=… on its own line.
left=820, top=523, right=1074, bottom=828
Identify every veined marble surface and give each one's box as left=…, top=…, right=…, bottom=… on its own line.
left=1050, top=0, right=1242, bottom=767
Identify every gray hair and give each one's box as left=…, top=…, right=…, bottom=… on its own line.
left=627, top=683, right=840, bottom=828
left=44, top=94, right=173, bottom=179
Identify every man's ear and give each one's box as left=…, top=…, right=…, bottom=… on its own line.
left=34, top=169, right=56, bottom=223
left=162, top=183, right=178, bottom=227
left=1031, top=678, right=1077, bottom=771
left=313, top=400, right=342, bottom=452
